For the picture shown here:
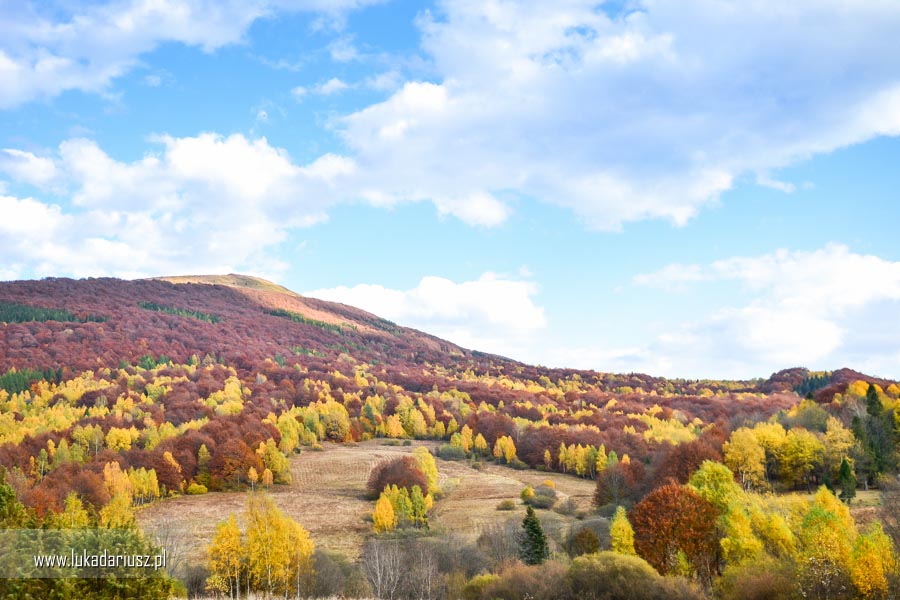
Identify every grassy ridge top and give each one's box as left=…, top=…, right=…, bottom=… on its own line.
left=149, top=273, right=299, bottom=296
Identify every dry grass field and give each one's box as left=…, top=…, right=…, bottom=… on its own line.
left=136, top=440, right=598, bottom=561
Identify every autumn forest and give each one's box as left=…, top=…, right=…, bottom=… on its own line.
left=1, top=275, right=899, bottom=599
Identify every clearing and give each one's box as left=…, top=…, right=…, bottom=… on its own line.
left=136, top=440, right=598, bottom=560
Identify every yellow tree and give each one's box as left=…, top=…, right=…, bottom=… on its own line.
left=723, top=428, right=766, bottom=491
left=850, top=522, right=896, bottom=599
left=413, top=447, right=439, bottom=494
left=99, top=493, right=135, bottom=528
left=460, top=425, right=473, bottom=453
left=751, top=422, right=787, bottom=483
left=797, top=487, right=856, bottom=599
left=103, top=461, right=134, bottom=502
left=284, top=518, right=315, bottom=597
left=474, top=433, right=488, bottom=456
left=822, top=417, right=856, bottom=482
left=52, top=493, right=90, bottom=529
left=781, top=428, right=824, bottom=492
left=610, top=506, right=635, bottom=555
left=245, top=494, right=313, bottom=597
left=373, top=493, right=397, bottom=532
left=208, top=514, right=243, bottom=599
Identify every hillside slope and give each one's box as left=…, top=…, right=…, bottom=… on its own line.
left=0, top=275, right=478, bottom=374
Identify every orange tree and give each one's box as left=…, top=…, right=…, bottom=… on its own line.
left=629, top=482, right=720, bottom=584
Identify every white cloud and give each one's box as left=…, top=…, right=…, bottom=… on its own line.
left=328, top=36, right=359, bottom=62
left=0, top=0, right=378, bottom=108
left=291, top=85, right=308, bottom=100
left=364, top=71, right=403, bottom=92
left=0, top=149, right=59, bottom=187
left=625, top=244, right=900, bottom=378
left=311, top=0, right=900, bottom=229
left=314, top=77, right=350, bottom=95
left=306, top=273, right=546, bottom=357
left=0, top=133, right=353, bottom=279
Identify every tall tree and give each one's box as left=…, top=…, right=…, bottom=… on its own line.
left=518, top=506, right=549, bottom=565
left=838, top=458, right=856, bottom=504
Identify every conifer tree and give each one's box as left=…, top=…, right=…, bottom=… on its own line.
left=839, top=457, right=856, bottom=504
left=610, top=505, right=636, bottom=555
left=518, top=505, right=549, bottom=565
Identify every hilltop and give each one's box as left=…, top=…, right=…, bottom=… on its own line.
left=0, top=275, right=477, bottom=375
left=2, top=275, right=900, bottom=600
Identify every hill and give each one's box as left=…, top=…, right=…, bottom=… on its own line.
left=2, top=275, right=899, bottom=599
left=0, top=275, right=475, bottom=375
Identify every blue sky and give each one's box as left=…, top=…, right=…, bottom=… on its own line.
left=1, top=0, right=899, bottom=379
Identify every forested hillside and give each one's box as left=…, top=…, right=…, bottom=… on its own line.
left=1, top=276, right=899, bottom=599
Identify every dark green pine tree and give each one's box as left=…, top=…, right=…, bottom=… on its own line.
left=518, top=505, right=549, bottom=565
left=866, top=383, right=882, bottom=417
left=838, top=457, right=856, bottom=504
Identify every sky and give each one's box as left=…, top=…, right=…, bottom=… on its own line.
left=1, top=0, right=899, bottom=380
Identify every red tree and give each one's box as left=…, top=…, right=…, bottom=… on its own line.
left=630, top=483, right=720, bottom=583
left=366, top=456, right=428, bottom=498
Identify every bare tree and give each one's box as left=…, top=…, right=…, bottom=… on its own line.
left=146, top=519, right=193, bottom=581
left=403, top=541, right=441, bottom=600
left=477, top=519, right=520, bottom=569
left=362, top=539, right=404, bottom=600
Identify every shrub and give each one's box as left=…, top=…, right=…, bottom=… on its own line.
left=524, top=484, right=558, bottom=509
left=463, top=574, right=499, bottom=600
left=715, top=556, right=800, bottom=600
left=497, top=499, right=516, bottom=511
left=526, top=494, right=557, bottom=509
left=186, top=482, right=208, bottom=495
left=481, top=561, right=568, bottom=600
left=437, top=444, right=467, bottom=461
left=366, top=456, right=428, bottom=498
left=566, top=527, right=600, bottom=557
left=555, top=497, right=578, bottom=516
left=508, top=458, right=529, bottom=470
left=567, top=552, right=704, bottom=600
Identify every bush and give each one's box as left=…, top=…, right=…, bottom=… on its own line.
left=496, top=499, right=516, bottom=511
left=526, top=494, right=557, bottom=509
left=567, top=552, right=704, bottom=600
left=185, top=482, right=208, bottom=495
left=313, top=549, right=371, bottom=599
left=508, top=458, right=529, bottom=470
left=463, top=574, right=499, bottom=600
left=436, top=444, right=467, bottom=461
left=366, top=456, right=428, bottom=498
left=524, top=484, right=557, bottom=509
left=715, top=556, right=800, bottom=600
left=481, top=561, right=568, bottom=600
left=555, top=497, right=578, bottom=516
left=566, top=528, right=599, bottom=557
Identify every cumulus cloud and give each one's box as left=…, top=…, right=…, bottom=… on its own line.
left=0, top=133, right=350, bottom=279
left=624, top=244, right=900, bottom=378
left=0, top=0, right=380, bottom=108
left=317, top=0, right=900, bottom=229
left=0, top=149, right=59, bottom=187
left=306, top=273, right=546, bottom=357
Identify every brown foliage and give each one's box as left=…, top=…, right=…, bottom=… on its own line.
left=651, top=439, right=722, bottom=489
left=630, top=483, right=720, bottom=582
left=593, top=461, right=647, bottom=508
left=366, top=456, right=428, bottom=498
left=208, top=439, right=262, bottom=490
